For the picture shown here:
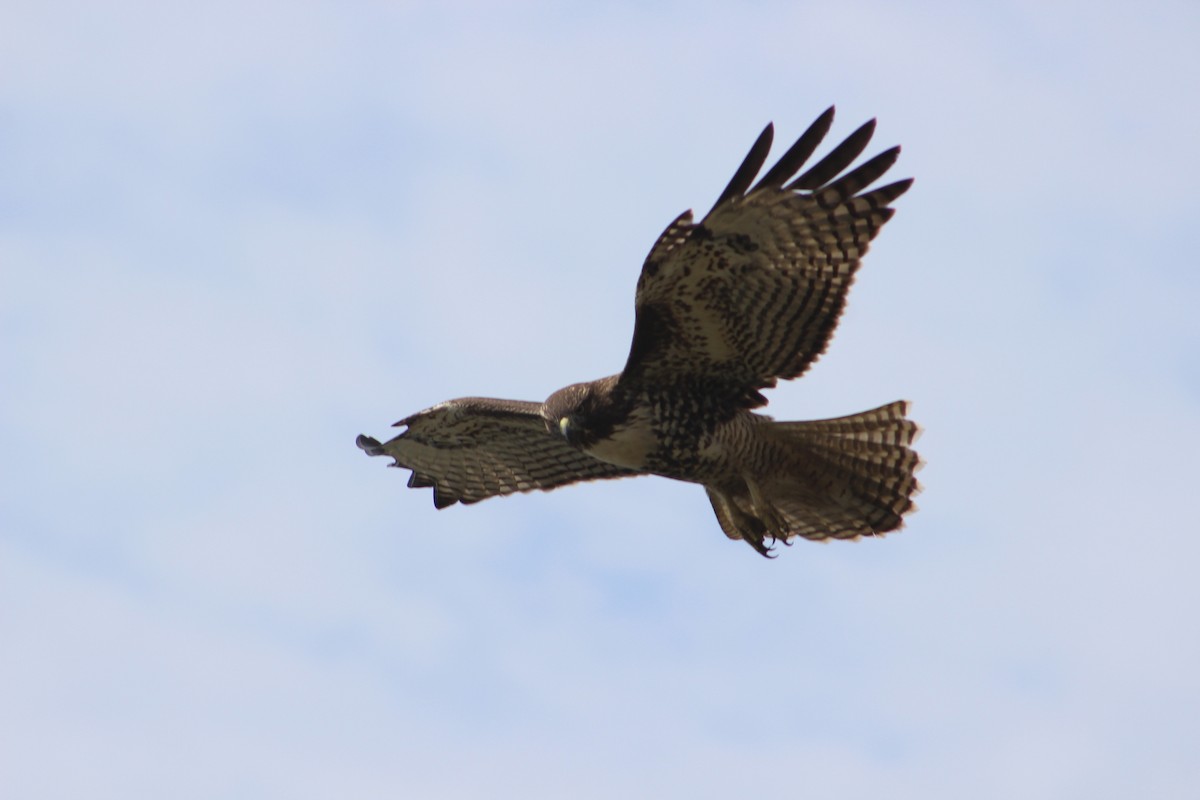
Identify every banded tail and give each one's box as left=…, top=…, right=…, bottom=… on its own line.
left=706, top=400, right=923, bottom=556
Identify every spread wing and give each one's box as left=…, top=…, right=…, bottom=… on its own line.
left=620, top=106, right=912, bottom=411
left=356, top=397, right=638, bottom=508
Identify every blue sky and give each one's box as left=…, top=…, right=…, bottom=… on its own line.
left=3, top=1, right=1199, bottom=797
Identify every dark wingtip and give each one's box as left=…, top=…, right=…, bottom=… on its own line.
left=789, top=117, right=878, bottom=191
left=407, top=472, right=436, bottom=489
left=708, top=122, right=775, bottom=214
left=748, top=106, right=841, bottom=194
left=356, top=434, right=385, bottom=455
left=432, top=488, right=458, bottom=509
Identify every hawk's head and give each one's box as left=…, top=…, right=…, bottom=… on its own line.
left=543, top=376, right=622, bottom=450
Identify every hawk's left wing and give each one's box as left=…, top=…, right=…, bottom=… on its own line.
left=620, top=107, right=912, bottom=412
left=357, top=397, right=639, bottom=508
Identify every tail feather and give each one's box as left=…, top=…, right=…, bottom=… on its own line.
left=768, top=400, right=923, bottom=540
left=771, top=399, right=921, bottom=444
left=707, top=400, right=923, bottom=555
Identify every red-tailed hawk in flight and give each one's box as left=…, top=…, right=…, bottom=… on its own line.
left=358, top=107, right=922, bottom=556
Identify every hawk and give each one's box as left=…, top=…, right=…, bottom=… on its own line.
left=358, top=107, right=922, bottom=556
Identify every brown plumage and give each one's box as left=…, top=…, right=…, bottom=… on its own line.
left=358, top=107, right=922, bottom=556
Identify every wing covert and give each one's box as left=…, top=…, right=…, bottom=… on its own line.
left=357, top=397, right=638, bottom=507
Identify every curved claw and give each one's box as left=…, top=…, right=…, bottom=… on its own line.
left=743, top=528, right=777, bottom=558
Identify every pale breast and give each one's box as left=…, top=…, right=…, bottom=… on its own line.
left=584, top=418, right=659, bottom=470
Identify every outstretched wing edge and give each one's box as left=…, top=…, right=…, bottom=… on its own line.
left=357, top=397, right=639, bottom=508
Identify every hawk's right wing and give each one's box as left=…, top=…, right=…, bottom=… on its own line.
left=357, top=397, right=639, bottom=508
left=620, top=107, right=912, bottom=413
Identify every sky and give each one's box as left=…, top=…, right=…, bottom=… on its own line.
left=2, top=1, right=1199, bottom=797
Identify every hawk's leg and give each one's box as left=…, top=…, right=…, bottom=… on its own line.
left=744, top=474, right=790, bottom=548
left=714, top=478, right=781, bottom=558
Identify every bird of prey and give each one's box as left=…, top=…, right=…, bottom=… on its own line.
left=358, top=107, right=922, bottom=556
